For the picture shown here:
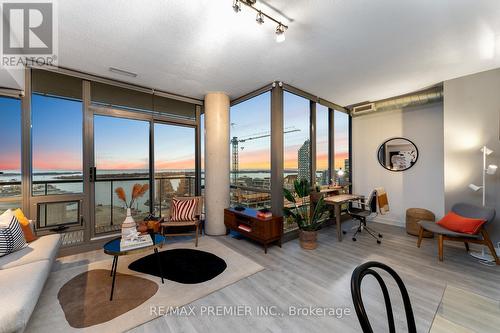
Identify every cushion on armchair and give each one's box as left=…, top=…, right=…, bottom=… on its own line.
left=436, top=211, right=485, bottom=235
left=171, top=198, right=197, bottom=222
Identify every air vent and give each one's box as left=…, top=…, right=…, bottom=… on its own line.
left=352, top=103, right=375, bottom=116
left=350, top=86, right=443, bottom=117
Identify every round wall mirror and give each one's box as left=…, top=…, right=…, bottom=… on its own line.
left=377, top=138, right=418, bottom=172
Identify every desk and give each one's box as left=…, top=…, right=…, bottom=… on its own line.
left=324, top=194, right=363, bottom=241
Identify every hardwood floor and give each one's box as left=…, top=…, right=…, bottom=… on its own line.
left=121, top=221, right=500, bottom=333
left=430, top=285, right=500, bottom=332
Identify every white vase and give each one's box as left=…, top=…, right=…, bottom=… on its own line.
left=121, top=208, right=137, bottom=238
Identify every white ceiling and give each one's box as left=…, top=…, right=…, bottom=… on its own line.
left=3, top=0, right=500, bottom=105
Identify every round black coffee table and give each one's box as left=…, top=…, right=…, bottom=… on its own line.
left=103, top=233, right=165, bottom=301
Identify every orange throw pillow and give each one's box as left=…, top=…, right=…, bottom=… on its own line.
left=14, top=209, right=38, bottom=242
left=436, top=211, right=485, bottom=235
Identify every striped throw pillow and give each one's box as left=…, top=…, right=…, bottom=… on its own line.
left=0, top=209, right=27, bottom=257
left=171, top=198, right=197, bottom=222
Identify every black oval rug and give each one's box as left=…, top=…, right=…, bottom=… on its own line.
left=128, top=249, right=227, bottom=284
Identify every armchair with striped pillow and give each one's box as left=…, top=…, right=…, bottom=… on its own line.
left=160, top=196, right=203, bottom=247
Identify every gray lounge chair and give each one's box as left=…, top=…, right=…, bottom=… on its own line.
left=417, top=203, right=499, bottom=265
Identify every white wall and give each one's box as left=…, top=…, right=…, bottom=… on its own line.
left=352, top=103, right=445, bottom=226
left=444, top=68, right=500, bottom=242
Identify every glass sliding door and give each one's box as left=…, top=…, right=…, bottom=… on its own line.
left=154, top=123, right=196, bottom=217
left=93, top=115, right=151, bottom=235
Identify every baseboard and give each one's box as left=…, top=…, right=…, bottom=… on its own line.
left=372, top=216, right=405, bottom=228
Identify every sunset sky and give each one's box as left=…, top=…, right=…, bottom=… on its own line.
left=0, top=98, right=21, bottom=172
left=0, top=90, right=349, bottom=174
left=231, top=91, right=349, bottom=171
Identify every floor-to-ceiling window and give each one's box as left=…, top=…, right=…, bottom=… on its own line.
left=93, top=115, right=150, bottom=234
left=30, top=70, right=85, bottom=233
left=154, top=123, right=196, bottom=216
left=334, top=110, right=350, bottom=186
left=0, top=97, right=22, bottom=214
left=229, top=92, right=271, bottom=209
left=32, top=94, right=83, bottom=196
left=200, top=113, right=205, bottom=196
left=283, top=91, right=310, bottom=232
left=316, top=104, right=329, bottom=186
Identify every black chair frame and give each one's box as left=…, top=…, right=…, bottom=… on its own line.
left=345, top=190, right=383, bottom=243
left=351, top=261, right=417, bottom=333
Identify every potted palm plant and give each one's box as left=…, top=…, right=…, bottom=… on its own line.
left=284, top=179, right=327, bottom=250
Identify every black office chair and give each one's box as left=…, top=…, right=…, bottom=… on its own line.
left=351, top=261, right=417, bottom=333
left=344, top=190, right=383, bottom=243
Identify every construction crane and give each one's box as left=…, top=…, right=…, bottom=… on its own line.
left=231, top=127, right=300, bottom=184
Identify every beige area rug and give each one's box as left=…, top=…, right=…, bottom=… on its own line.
left=58, top=269, right=159, bottom=328
left=26, top=236, right=264, bottom=333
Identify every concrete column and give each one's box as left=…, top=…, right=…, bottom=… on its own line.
left=204, top=92, right=230, bottom=235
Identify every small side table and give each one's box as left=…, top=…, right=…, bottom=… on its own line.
left=103, top=233, right=165, bottom=301
left=406, top=208, right=434, bottom=238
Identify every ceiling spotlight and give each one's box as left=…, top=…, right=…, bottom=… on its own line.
left=256, top=11, right=264, bottom=24
left=231, top=0, right=289, bottom=41
left=232, top=0, right=241, bottom=13
left=275, top=24, right=286, bottom=43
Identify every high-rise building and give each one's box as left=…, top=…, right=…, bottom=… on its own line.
left=344, top=158, right=350, bottom=183
left=298, top=139, right=311, bottom=182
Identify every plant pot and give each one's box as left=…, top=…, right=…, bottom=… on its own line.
left=299, top=230, right=318, bottom=250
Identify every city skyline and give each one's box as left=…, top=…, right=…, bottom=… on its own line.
left=232, top=91, right=349, bottom=171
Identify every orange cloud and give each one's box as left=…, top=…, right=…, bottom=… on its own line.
left=33, top=151, right=82, bottom=170
left=0, top=152, right=21, bottom=170
left=237, top=149, right=270, bottom=170
left=96, top=160, right=148, bottom=170
left=156, top=158, right=195, bottom=170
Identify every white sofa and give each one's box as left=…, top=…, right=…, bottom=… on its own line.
left=0, top=230, right=61, bottom=333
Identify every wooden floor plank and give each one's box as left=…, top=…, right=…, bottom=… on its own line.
left=67, top=221, right=498, bottom=333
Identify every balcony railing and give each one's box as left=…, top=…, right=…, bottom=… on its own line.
left=0, top=175, right=197, bottom=232
left=229, top=184, right=271, bottom=209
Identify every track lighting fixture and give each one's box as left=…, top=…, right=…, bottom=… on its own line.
left=232, top=0, right=288, bottom=42
left=275, top=23, right=286, bottom=43
left=232, top=0, right=241, bottom=13
left=256, top=11, right=264, bottom=24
